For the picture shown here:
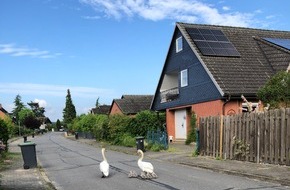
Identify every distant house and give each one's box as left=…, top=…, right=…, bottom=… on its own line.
left=109, top=95, right=153, bottom=116
left=0, top=104, right=9, bottom=120
left=90, top=105, right=111, bottom=115
left=151, top=22, right=290, bottom=141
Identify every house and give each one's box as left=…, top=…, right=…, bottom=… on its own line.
left=0, top=104, right=9, bottom=120
left=109, top=95, right=153, bottom=116
left=90, top=105, right=111, bottom=115
left=151, top=22, right=290, bottom=142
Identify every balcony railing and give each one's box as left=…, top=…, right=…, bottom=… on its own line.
left=160, top=87, right=179, bottom=103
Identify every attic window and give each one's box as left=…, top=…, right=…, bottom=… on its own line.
left=186, top=28, right=240, bottom=57
left=176, top=36, right=183, bottom=53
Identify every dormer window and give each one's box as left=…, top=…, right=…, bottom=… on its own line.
left=176, top=36, right=183, bottom=53
left=181, top=69, right=188, bottom=87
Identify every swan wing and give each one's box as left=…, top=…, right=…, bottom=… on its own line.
left=138, top=160, right=154, bottom=173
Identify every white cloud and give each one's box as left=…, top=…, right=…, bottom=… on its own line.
left=0, top=43, right=61, bottom=59
left=82, top=15, right=101, bottom=20
left=33, top=99, right=47, bottom=108
left=222, top=6, right=230, bottom=11
left=80, top=0, right=257, bottom=27
left=0, top=82, right=115, bottom=99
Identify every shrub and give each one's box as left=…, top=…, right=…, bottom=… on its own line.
left=146, top=142, right=166, bottom=152
left=108, top=114, right=130, bottom=142
left=94, top=115, right=109, bottom=141
left=127, top=110, right=165, bottom=137
left=121, top=133, right=136, bottom=147
left=185, top=113, right=197, bottom=145
left=0, top=119, right=9, bottom=152
left=257, top=71, right=290, bottom=108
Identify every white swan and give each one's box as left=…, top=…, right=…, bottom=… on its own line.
left=137, top=149, right=157, bottom=179
left=100, top=148, right=109, bottom=178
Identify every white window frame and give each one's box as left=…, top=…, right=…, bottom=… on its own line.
left=176, top=36, right=183, bottom=53
left=181, top=69, right=188, bottom=87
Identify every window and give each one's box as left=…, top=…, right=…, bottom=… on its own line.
left=176, top=36, right=183, bottom=53
left=181, top=69, right=188, bottom=87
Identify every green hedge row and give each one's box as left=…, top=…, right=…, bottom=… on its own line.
left=68, top=110, right=166, bottom=147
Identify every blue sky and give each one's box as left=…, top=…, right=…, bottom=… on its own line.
left=1, top=0, right=289, bottom=122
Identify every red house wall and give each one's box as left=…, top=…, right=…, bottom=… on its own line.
left=109, top=102, right=123, bottom=115
left=166, top=99, right=242, bottom=141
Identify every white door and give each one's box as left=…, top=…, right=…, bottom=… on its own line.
left=175, top=109, right=187, bottom=139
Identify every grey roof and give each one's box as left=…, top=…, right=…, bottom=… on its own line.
left=0, top=104, right=8, bottom=114
left=91, top=105, right=110, bottom=115
left=177, top=22, right=290, bottom=96
left=113, top=95, right=153, bottom=115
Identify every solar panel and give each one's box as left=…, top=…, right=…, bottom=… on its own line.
left=186, top=27, right=240, bottom=57
left=263, top=38, right=290, bottom=50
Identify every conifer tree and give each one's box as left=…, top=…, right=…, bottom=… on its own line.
left=63, top=89, right=76, bottom=124
left=12, top=94, right=25, bottom=123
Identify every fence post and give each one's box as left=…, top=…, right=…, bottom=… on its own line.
left=257, top=113, right=260, bottom=163
left=219, top=115, right=223, bottom=159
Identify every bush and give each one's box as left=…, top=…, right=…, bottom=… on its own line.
left=0, top=119, right=9, bottom=152
left=257, top=71, right=290, bottom=108
left=185, top=113, right=197, bottom=145
left=127, top=110, right=165, bottom=137
left=146, top=142, right=166, bottom=152
left=108, top=114, right=130, bottom=142
left=121, top=133, right=136, bottom=147
left=94, top=115, right=109, bottom=141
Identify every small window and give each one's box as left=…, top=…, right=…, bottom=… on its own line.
left=181, top=69, right=188, bottom=87
left=176, top=36, right=183, bottom=53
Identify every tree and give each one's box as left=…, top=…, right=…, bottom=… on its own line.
left=11, top=94, right=25, bottom=124
left=27, top=101, right=45, bottom=117
left=63, top=89, right=76, bottom=125
left=56, top=119, right=62, bottom=131
left=257, top=71, right=290, bottom=108
left=19, top=108, right=40, bottom=129
left=95, top=97, right=100, bottom=108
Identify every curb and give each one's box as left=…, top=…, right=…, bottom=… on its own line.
left=179, top=162, right=290, bottom=187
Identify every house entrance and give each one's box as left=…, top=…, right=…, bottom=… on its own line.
left=174, top=109, right=187, bottom=139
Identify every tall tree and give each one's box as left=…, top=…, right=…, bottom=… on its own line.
left=12, top=94, right=25, bottom=124
left=63, top=89, right=76, bottom=124
left=27, top=101, right=45, bottom=117
left=56, top=119, right=62, bottom=131
left=95, top=97, right=100, bottom=108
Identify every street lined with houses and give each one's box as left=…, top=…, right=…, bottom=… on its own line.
left=2, top=132, right=288, bottom=190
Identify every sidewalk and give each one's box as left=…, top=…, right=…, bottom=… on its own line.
left=0, top=137, right=55, bottom=190
left=73, top=137, right=290, bottom=187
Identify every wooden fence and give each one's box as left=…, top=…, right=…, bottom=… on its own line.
left=199, top=108, right=290, bottom=166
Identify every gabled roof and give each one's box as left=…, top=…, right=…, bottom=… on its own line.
left=0, top=104, right=8, bottom=114
left=111, top=95, right=153, bottom=115
left=91, top=105, right=110, bottom=115
left=177, top=22, right=290, bottom=96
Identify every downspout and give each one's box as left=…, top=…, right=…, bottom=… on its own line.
left=222, top=94, right=231, bottom=115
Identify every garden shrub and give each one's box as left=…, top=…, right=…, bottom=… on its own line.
left=257, top=71, right=290, bottom=108
left=185, top=113, right=197, bottom=145
left=108, top=114, right=130, bottom=142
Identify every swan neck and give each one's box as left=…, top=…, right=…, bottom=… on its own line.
left=102, top=149, right=107, bottom=162
left=138, top=151, right=144, bottom=161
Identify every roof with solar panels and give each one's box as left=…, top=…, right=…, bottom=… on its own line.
left=176, top=22, right=290, bottom=95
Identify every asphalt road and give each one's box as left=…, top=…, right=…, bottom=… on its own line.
left=34, top=133, right=288, bottom=190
